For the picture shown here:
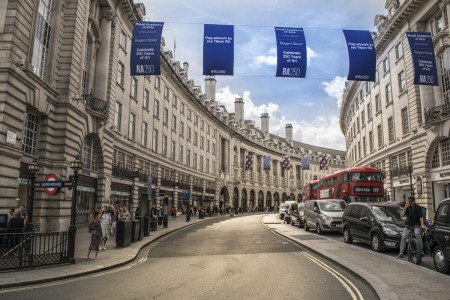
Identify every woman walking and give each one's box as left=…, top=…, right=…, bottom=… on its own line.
left=100, top=206, right=111, bottom=250
left=87, top=211, right=102, bottom=259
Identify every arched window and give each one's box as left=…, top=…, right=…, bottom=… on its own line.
left=82, top=136, right=99, bottom=171
left=439, top=47, right=450, bottom=103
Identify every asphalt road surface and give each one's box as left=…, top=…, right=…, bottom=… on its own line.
left=1, top=215, right=379, bottom=300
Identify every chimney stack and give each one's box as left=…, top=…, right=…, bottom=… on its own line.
left=261, top=113, right=269, bottom=139
left=204, top=76, right=217, bottom=101
left=234, top=98, right=244, bottom=124
left=285, top=124, right=293, bottom=145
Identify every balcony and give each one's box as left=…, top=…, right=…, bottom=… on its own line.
left=81, top=94, right=109, bottom=119
left=160, top=178, right=177, bottom=187
left=424, top=102, right=450, bottom=127
left=390, top=166, right=411, bottom=178
left=112, top=165, right=140, bottom=179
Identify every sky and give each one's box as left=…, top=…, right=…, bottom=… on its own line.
left=140, top=0, right=387, bottom=151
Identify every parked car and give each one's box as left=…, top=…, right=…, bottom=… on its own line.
left=279, top=201, right=295, bottom=220
left=304, top=199, right=346, bottom=234
left=342, top=202, right=404, bottom=252
left=290, top=203, right=305, bottom=228
left=427, top=198, right=450, bottom=274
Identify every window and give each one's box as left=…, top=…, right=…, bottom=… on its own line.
left=385, top=83, right=391, bottom=104
left=200, top=155, right=204, bottom=172
left=186, top=149, right=191, bottom=167
left=129, top=113, right=136, bottom=140
left=117, top=62, right=124, bottom=86
left=363, top=136, right=367, bottom=156
left=193, top=153, right=197, bottom=170
left=374, top=69, right=379, bottom=83
left=187, top=127, right=191, bottom=141
left=172, top=116, right=177, bottom=132
left=212, top=143, right=216, bottom=155
left=434, top=12, right=445, bottom=34
left=82, top=38, right=90, bottom=95
left=361, top=110, right=365, bottom=125
left=143, top=89, right=149, bottom=109
left=194, top=132, right=198, bottom=146
left=398, top=71, right=406, bottom=93
left=443, top=138, right=450, bottom=166
left=171, top=141, right=176, bottom=160
left=141, top=122, right=148, bottom=147
left=439, top=47, right=450, bottom=103
left=207, top=125, right=210, bottom=135
left=187, top=109, right=192, bottom=120
left=367, top=102, right=372, bottom=120
left=358, top=141, right=361, bottom=160
left=152, top=129, right=158, bottom=152
left=375, top=94, right=381, bottom=112
left=201, top=136, right=204, bottom=149
left=391, top=155, right=398, bottom=170
left=357, top=117, right=360, bottom=132
left=194, top=114, right=199, bottom=126
left=206, top=159, right=210, bottom=174
left=120, top=31, right=127, bottom=50
left=388, top=117, right=395, bottom=142
left=114, top=101, right=122, bottom=131
left=173, top=94, right=177, bottom=108
left=201, top=119, right=204, bottom=130
left=164, top=86, right=170, bottom=99
left=365, top=82, right=370, bottom=94
left=377, top=124, right=383, bottom=148
left=162, top=135, right=167, bottom=157
left=369, top=131, right=373, bottom=152
left=401, top=107, right=409, bottom=135
left=399, top=152, right=407, bottom=168
left=395, top=42, right=403, bottom=60
left=154, top=99, right=160, bottom=118
left=180, top=121, right=184, bottom=137
left=31, top=0, right=54, bottom=79
left=22, top=112, right=40, bottom=156
left=383, top=57, right=390, bottom=73
left=180, top=102, right=185, bottom=114
left=179, top=145, right=184, bottom=164
left=163, top=108, right=168, bottom=125
left=82, top=136, right=98, bottom=171
left=156, top=76, right=161, bottom=90
left=432, top=146, right=440, bottom=168
left=207, top=140, right=210, bottom=152
left=358, top=90, right=363, bottom=103
left=131, top=77, right=137, bottom=98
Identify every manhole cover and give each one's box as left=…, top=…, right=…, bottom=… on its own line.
left=291, top=235, right=325, bottom=240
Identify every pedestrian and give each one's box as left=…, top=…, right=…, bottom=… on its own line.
left=19, top=204, right=27, bottom=225
left=396, top=196, right=425, bottom=259
left=135, top=207, right=141, bottom=217
left=170, top=206, right=177, bottom=220
left=7, top=210, right=24, bottom=247
left=87, top=211, right=102, bottom=260
left=100, top=206, right=111, bottom=250
left=121, top=207, right=131, bottom=220
left=7, top=208, right=15, bottom=224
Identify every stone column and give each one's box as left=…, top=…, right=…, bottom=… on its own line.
left=93, top=8, right=113, bottom=100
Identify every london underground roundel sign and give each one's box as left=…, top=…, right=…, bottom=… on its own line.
left=43, top=173, right=61, bottom=196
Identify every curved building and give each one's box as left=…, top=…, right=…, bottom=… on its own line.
left=0, top=0, right=345, bottom=232
left=340, top=0, right=448, bottom=218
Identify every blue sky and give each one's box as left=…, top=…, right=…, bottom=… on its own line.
left=141, top=0, right=387, bottom=151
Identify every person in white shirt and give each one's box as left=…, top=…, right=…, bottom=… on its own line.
left=100, top=206, right=111, bottom=250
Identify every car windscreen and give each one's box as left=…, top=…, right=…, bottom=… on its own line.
left=318, top=201, right=346, bottom=212
left=371, top=206, right=402, bottom=222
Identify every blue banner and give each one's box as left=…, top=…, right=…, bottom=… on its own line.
left=406, top=32, right=439, bottom=86
left=343, top=30, right=376, bottom=81
left=275, top=27, right=307, bottom=78
left=130, top=22, right=164, bottom=76
left=203, top=24, right=234, bottom=75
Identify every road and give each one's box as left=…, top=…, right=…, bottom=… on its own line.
left=1, top=215, right=378, bottom=300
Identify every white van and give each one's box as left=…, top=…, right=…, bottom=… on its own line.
left=279, top=200, right=296, bottom=220
left=304, top=199, right=346, bottom=234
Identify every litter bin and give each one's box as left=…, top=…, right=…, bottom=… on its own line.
left=163, top=215, right=168, bottom=228
left=199, top=210, right=205, bottom=219
left=131, top=219, right=140, bottom=242
left=150, top=217, right=157, bottom=231
left=116, top=220, right=132, bottom=247
left=143, top=216, right=151, bottom=236
left=158, top=216, right=163, bottom=226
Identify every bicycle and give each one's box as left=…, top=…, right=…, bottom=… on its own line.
left=406, top=225, right=422, bottom=265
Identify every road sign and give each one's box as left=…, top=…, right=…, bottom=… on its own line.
left=43, top=173, right=61, bottom=196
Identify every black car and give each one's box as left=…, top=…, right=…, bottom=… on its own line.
left=290, top=203, right=305, bottom=228
left=427, top=198, right=450, bottom=274
left=342, top=202, right=404, bottom=252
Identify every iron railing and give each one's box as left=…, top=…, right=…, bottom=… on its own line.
left=81, top=94, right=108, bottom=119
left=424, top=102, right=450, bottom=125
left=0, top=231, right=69, bottom=271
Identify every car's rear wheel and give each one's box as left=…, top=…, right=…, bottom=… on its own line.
left=316, top=222, right=323, bottom=235
left=304, top=220, right=309, bottom=231
left=433, top=245, right=450, bottom=274
left=371, top=233, right=383, bottom=252
left=343, top=227, right=353, bottom=244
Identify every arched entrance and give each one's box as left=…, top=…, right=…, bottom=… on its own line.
left=282, top=193, right=288, bottom=202
left=242, top=189, right=247, bottom=212
left=219, top=186, right=230, bottom=214
left=258, top=190, right=264, bottom=211
left=274, top=192, right=280, bottom=210
left=250, top=190, right=256, bottom=211
left=266, top=191, right=272, bottom=211
left=233, top=187, right=239, bottom=210
left=290, top=193, right=296, bottom=202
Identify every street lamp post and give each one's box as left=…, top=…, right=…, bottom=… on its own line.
left=26, top=158, right=40, bottom=232
left=68, top=155, right=82, bottom=263
left=409, top=165, right=414, bottom=198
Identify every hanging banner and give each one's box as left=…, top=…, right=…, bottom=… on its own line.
left=203, top=24, right=234, bottom=75
left=343, top=30, right=376, bottom=81
left=275, top=27, right=307, bottom=78
left=406, top=32, right=439, bottom=86
left=130, top=21, right=164, bottom=76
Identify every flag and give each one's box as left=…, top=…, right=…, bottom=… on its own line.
left=147, top=175, right=152, bottom=194
left=281, top=155, right=290, bottom=170
left=319, top=154, right=328, bottom=170
left=246, top=154, right=253, bottom=170
left=263, top=156, right=271, bottom=170
left=301, top=155, right=310, bottom=170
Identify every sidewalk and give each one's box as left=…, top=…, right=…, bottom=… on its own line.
left=262, top=214, right=449, bottom=300
left=0, top=214, right=208, bottom=288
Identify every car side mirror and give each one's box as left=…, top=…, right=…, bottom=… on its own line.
left=360, top=217, right=368, bottom=223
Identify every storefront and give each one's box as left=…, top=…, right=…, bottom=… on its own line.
left=76, top=175, right=97, bottom=224
left=392, top=178, right=414, bottom=203
left=111, top=182, right=132, bottom=211
left=430, top=170, right=450, bottom=212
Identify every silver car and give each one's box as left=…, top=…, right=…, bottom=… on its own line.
left=304, top=199, right=347, bottom=234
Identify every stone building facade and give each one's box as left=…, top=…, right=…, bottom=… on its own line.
left=341, top=0, right=450, bottom=219
left=0, top=0, right=345, bottom=232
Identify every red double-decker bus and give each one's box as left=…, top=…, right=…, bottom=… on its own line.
left=302, top=180, right=319, bottom=202
left=316, top=166, right=384, bottom=202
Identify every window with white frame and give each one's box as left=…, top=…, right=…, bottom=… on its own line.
left=187, top=108, right=192, bottom=120
left=193, top=153, right=197, bottom=170
left=194, top=131, right=198, bottom=146
left=383, top=57, right=390, bottom=73
left=82, top=38, right=91, bottom=95
left=180, top=121, right=184, bottom=137
left=164, top=86, right=170, bottom=99
left=377, top=124, right=383, bottom=148
left=200, top=155, right=204, bottom=172
left=443, top=138, right=450, bottom=166
left=385, top=83, right=391, bottom=104
left=401, top=107, right=409, bottom=135
left=120, top=31, right=127, bottom=50
left=375, top=94, right=381, bottom=112
left=155, top=76, right=161, bottom=90
left=172, top=94, right=177, bottom=108
left=163, top=108, right=168, bottom=125
left=387, top=117, right=394, bottom=142
left=398, top=71, right=406, bottom=93
left=141, top=122, right=148, bottom=147
left=361, top=110, right=365, bottom=125
left=179, top=145, right=184, bottom=164
left=367, top=101, right=372, bottom=120
left=114, top=101, right=122, bottom=131
left=117, top=62, right=124, bottom=86
left=363, top=136, right=367, bottom=156
left=186, top=149, right=191, bottom=167
left=201, top=136, right=204, bottom=149
left=172, top=115, right=177, bottom=132
left=31, top=0, right=54, bottom=79
left=439, top=47, right=450, bottom=103
left=129, top=112, right=136, bottom=140
left=206, top=140, right=210, bottom=152
left=152, top=129, right=158, bottom=152
left=187, top=127, right=191, bottom=141
left=206, top=159, right=210, bottom=174
left=143, top=89, right=149, bottom=109
left=154, top=99, right=159, bottom=118
left=431, top=146, right=440, bottom=168
left=180, top=102, right=185, bottom=114
left=171, top=141, right=176, bottom=160
left=82, top=136, right=99, bottom=171
left=162, top=135, right=167, bottom=157
left=395, top=42, right=403, bottom=60
left=131, top=77, right=137, bottom=98
left=22, top=112, right=40, bottom=156
left=212, top=143, right=216, bottom=155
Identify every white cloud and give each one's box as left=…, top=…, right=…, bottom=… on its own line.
left=251, top=47, right=317, bottom=68
left=321, top=76, right=347, bottom=108
left=216, top=86, right=345, bottom=150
